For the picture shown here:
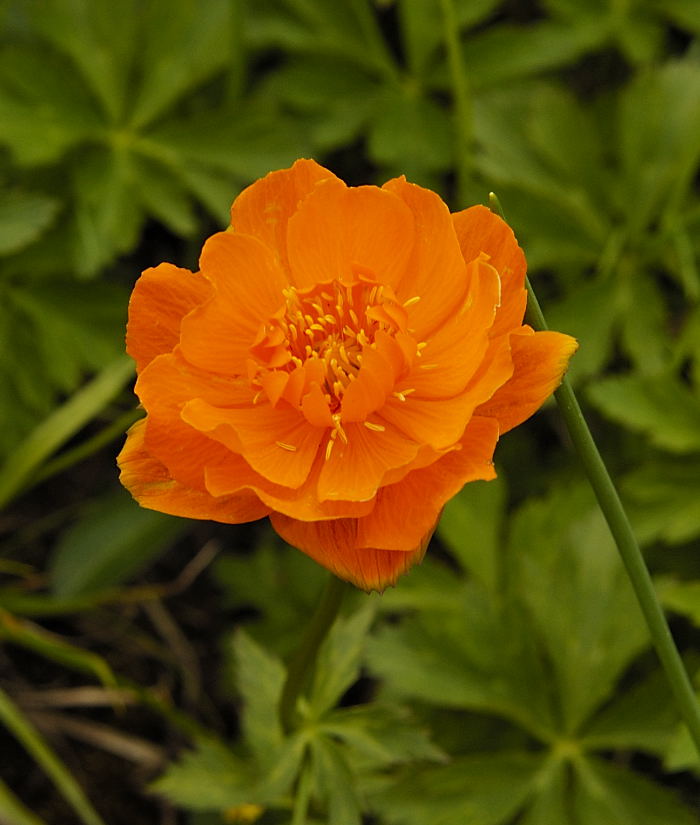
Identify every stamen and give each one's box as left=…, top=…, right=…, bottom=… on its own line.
left=276, top=441, right=297, bottom=451
left=403, top=295, right=421, bottom=308
left=331, top=414, right=348, bottom=444
left=252, top=390, right=263, bottom=404
left=419, top=363, right=439, bottom=370
left=363, top=421, right=386, bottom=432
left=349, top=308, right=359, bottom=326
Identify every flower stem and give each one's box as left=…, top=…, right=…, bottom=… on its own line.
left=440, top=0, right=473, bottom=207
left=524, top=272, right=700, bottom=759
left=279, top=573, right=348, bottom=733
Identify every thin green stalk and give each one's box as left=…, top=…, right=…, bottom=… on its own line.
left=0, top=686, right=106, bottom=825
left=487, top=192, right=700, bottom=758
left=279, top=574, right=348, bottom=733
left=440, top=0, right=473, bottom=207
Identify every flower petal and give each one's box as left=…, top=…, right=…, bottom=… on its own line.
left=476, top=328, right=578, bottom=432
left=286, top=177, right=415, bottom=289
left=452, top=205, right=527, bottom=337
left=136, top=351, right=252, bottom=489
left=230, top=158, right=338, bottom=268
left=318, top=422, right=419, bottom=502
left=205, top=451, right=374, bottom=521
left=401, top=255, right=501, bottom=398
left=180, top=233, right=288, bottom=376
left=127, top=263, right=211, bottom=373
left=382, top=176, right=468, bottom=338
left=356, top=416, right=499, bottom=550
left=181, top=398, right=324, bottom=489
left=270, top=513, right=429, bottom=591
left=118, top=419, right=269, bottom=523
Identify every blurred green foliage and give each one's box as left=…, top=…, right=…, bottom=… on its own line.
left=1, top=0, right=700, bottom=822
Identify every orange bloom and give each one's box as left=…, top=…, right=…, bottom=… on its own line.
left=118, top=159, right=577, bottom=591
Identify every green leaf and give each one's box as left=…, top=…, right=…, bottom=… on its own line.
left=437, top=476, right=506, bottom=592
left=573, top=755, right=698, bottom=824
left=214, top=531, right=326, bottom=656
left=0, top=356, right=133, bottom=509
left=309, top=736, right=362, bottom=825
left=464, top=21, right=602, bottom=89
left=231, top=630, right=286, bottom=767
left=368, top=87, right=452, bottom=181
left=398, top=0, right=501, bottom=76
left=587, top=373, right=700, bottom=452
left=128, top=0, right=232, bottom=129
left=617, top=57, right=700, bottom=236
left=321, top=704, right=446, bottom=769
left=309, top=600, right=377, bottom=717
left=511, top=484, right=649, bottom=734
left=367, top=753, right=542, bottom=825
left=71, top=145, right=143, bottom=276
left=49, top=487, right=188, bottom=597
left=623, top=457, right=700, bottom=545
left=28, top=0, right=140, bottom=122
left=517, top=758, right=571, bottom=825
left=546, top=279, right=618, bottom=382
left=581, top=669, right=679, bottom=756
left=132, top=153, right=198, bottom=237
left=0, top=43, right=102, bottom=165
left=661, top=580, right=700, bottom=627
left=0, top=191, right=60, bottom=255
left=365, top=581, right=556, bottom=739
left=150, top=737, right=257, bottom=811
left=146, top=103, right=310, bottom=182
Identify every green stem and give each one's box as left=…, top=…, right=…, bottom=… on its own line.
left=279, top=574, right=348, bottom=733
left=525, top=275, right=700, bottom=759
left=440, top=0, right=473, bottom=207
left=487, top=192, right=700, bottom=757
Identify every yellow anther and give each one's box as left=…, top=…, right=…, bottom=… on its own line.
left=403, top=295, right=421, bottom=307
left=275, top=441, right=297, bottom=451
left=363, top=421, right=386, bottom=432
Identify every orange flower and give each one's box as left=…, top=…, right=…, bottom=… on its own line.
left=118, top=159, right=577, bottom=591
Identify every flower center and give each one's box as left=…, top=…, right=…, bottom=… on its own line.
left=249, top=277, right=416, bottom=414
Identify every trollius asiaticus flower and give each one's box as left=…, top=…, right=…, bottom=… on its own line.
left=118, top=159, right=577, bottom=590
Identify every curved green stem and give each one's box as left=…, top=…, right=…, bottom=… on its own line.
left=486, top=193, right=700, bottom=758
left=526, top=275, right=700, bottom=759
left=440, top=0, right=473, bottom=207
left=279, top=574, right=348, bottom=733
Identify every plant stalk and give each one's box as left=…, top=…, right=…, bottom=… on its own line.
left=279, top=573, right=348, bottom=733
left=525, top=275, right=700, bottom=759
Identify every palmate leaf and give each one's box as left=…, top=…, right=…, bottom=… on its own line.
left=309, top=599, right=377, bottom=718
left=0, top=44, right=102, bottom=166
left=587, top=373, right=700, bottom=453
left=214, top=531, right=326, bottom=657
left=0, top=280, right=127, bottom=460
left=438, top=476, right=506, bottom=593
left=150, top=737, right=257, bottom=811
left=365, top=580, right=557, bottom=740
left=510, top=483, right=649, bottom=735
left=0, top=191, right=60, bottom=256
left=320, top=704, right=445, bottom=770
left=572, top=755, right=699, bottom=824
left=367, top=753, right=543, bottom=825
left=230, top=629, right=286, bottom=768
left=622, top=457, right=700, bottom=545
left=617, top=57, right=700, bottom=239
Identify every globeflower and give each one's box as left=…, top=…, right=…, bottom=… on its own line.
left=118, top=159, right=577, bottom=591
